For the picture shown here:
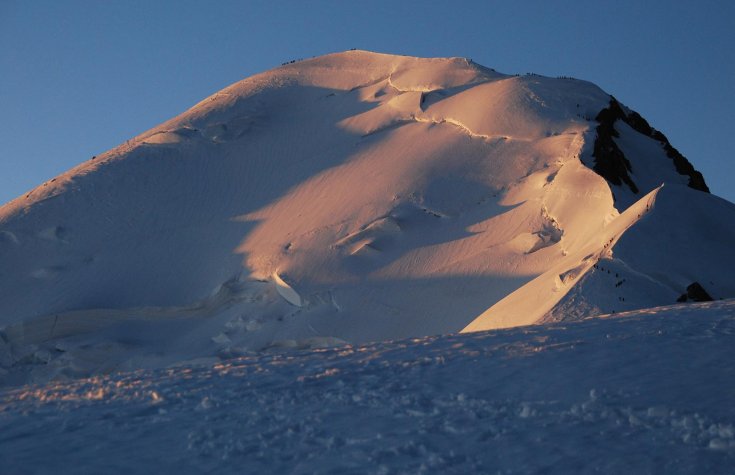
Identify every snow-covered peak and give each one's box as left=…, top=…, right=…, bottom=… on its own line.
left=0, top=50, right=730, bottom=385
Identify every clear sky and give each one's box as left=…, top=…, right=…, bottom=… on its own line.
left=1, top=0, right=733, bottom=204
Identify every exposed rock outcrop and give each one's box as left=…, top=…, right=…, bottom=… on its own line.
left=677, top=282, right=714, bottom=303
left=591, top=98, right=709, bottom=197
left=592, top=99, right=639, bottom=193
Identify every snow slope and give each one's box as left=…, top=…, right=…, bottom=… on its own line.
left=2, top=300, right=734, bottom=473
left=1, top=50, right=733, bottom=384
left=463, top=183, right=735, bottom=331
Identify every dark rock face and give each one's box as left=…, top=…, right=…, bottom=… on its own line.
left=660, top=139, right=709, bottom=192
left=592, top=99, right=639, bottom=194
left=591, top=98, right=710, bottom=198
left=677, top=282, right=714, bottom=303
left=625, top=110, right=710, bottom=193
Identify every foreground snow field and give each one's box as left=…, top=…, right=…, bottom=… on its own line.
left=2, top=300, right=734, bottom=474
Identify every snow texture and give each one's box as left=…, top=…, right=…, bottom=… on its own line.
left=1, top=300, right=734, bottom=473
left=0, top=50, right=732, bottom=386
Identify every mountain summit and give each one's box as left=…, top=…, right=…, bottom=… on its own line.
left=1, top=50, right=733, bottom=383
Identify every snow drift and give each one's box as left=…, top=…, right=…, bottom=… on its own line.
left=1, top=50, right=733, bottom=384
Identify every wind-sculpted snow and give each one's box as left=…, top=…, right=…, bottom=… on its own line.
left=537, top=185, right=735, bottom=325
left=1, top=301, right=734, bottom=473
left=0, top=50, right=733, bottom=385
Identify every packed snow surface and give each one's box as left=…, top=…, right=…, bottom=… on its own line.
left=1, top=300, right=734, bottom=473
left=1, top=50, right=733, bottom=385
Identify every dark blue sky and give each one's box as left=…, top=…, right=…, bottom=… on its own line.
left=1, top=0, right=733, bottom=204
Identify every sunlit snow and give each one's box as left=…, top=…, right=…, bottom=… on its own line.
left=0, top=51, right=733, bottom=472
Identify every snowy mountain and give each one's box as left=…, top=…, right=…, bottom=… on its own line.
left=1, top=50, right=733, bottom=384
